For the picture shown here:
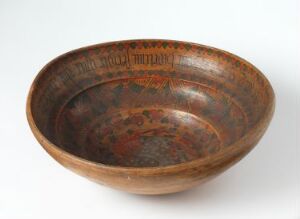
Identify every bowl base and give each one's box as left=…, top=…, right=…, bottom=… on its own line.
left=55, top=82, right=222, bottom=167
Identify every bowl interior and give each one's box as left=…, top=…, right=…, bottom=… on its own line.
left=29, top=40, right=273, bottom=167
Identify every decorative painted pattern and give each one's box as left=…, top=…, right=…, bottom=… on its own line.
left=30, top=40, right=273, bottom=168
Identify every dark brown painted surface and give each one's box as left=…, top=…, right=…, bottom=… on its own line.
left=26, top=39, right=275, bottom=194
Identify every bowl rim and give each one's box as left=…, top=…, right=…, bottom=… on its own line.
left=26, top=39, right=275, bottom=173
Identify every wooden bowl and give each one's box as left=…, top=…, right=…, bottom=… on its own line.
left=26, top=39, right=275, bottom=195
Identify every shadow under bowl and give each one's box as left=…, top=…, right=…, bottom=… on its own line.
left=26, top=39, right=275, bottom=194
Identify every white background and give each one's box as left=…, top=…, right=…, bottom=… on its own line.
left=0, top=0, right=299, bottom=218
